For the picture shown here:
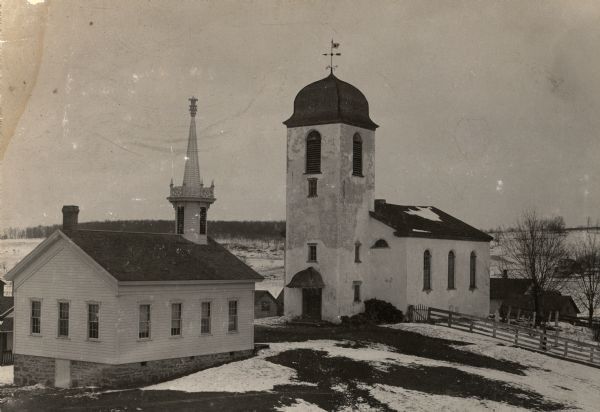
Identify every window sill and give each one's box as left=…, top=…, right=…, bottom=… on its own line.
left=422, top=288, right=432, bottom=293
left=447, top=287, right=456, bottom=291
left=29, top=333, right=42, bottom=338
left=307, top=260, right=318, bottom=264
left=307, top=195, right=318, bottom=198
left=469, top=287, right=477, bottom=291
left=352, top=174, right=364, bottom=178
left=304, top=172, right=322, bottom=176
left=169, top=335, right=183, bottom=339
left=355, top=260, right=361, bottom=264
left=227, top=330, right=239, bottom=335
left=57, top=336, right=70, bottom=340
left=137, top=338, right=152, bottom=342
left=87, top=338, right=101, bottom=342
left=200, top=332, right=212, bottom=337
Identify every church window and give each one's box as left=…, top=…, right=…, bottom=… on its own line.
left=354, top=242, right=361, bottom=263
left=176, top=206, right=185, bottom=234
left=31, top=300, right=41, bottom=335
left=352, top=134, right=363, bottom=176
left=199, top=207, right=207, bottom=235
left=470, top=251, right=477, bottom=289
left=139, top=304, right=151, bottom=339
left=308, top=178, right=318, bottom=197
left=353, top=281, right=362, bottom=303
left=448, top=251, right=455, bottom=289
left=371, top=239, right=389, bottom=249
left=308, top=243, right=317, bottom=262
left=58, top=301, right=69, bottom=337
left=171, top=303, right=182, bottom=336
left=423, top=250, right=432, bottom=290
left=306, top=131, right=321, bottom=174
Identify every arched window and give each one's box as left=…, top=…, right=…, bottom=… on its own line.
left=447, top=251, right=455, bottom=289
left=352, top=133, right=363, bottom=176
left=199, top=207, right=207, bottom=235
left=354, top=242, right=361, bottom=263
left=371, top=239, right=390, bottom=249
left=306, top=131, right=321, bottom=174
left=423, top=250, right=432, bottom=290
left=469, top=251, right=477, bottom=289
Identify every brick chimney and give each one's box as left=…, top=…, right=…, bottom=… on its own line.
left=374, top=199, right=386, bottom=213
left=62, top=205, right=79, bottom=232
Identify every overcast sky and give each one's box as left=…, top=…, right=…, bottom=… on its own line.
left=2, top=0, right=600, bottom=230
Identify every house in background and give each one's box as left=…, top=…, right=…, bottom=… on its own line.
left=5, top=99, right=263, bottom=388
left=254, top=290, right=278, bottom=318
left=283, top=71, right=492, bottom=323
left=490, top=278, right=580, bottom=318
left=0, top=281, right=14, bottom=365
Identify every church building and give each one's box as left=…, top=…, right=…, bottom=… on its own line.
left=6, top=98, right=262, bottom=388
left=283, top=71, right=492, bottom=323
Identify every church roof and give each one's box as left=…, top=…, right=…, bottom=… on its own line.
left=286, top=267, right=325, bottom=288
left=370, top=201, right=493, bottom=242
left=283, top=73, right=378, bottom=131
left=65, top=230, right=263, bottom=283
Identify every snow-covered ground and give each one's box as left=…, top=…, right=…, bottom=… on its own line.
left=145, top=324, right=600, bottom=411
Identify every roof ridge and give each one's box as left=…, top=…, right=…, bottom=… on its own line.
left=73, top=229, right=180, bottom=236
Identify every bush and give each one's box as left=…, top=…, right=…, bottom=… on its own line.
left=341, top=299, right=404, bottom=326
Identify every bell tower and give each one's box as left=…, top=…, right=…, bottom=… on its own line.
left=167, top=97, right=215, bottom=244
left=283, top=70, right=378, bottom=323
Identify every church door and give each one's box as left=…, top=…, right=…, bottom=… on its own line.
left=302, top=288, right=322, bottom=321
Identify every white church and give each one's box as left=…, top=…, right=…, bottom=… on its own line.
left=283, top=71, right=492, bottom=323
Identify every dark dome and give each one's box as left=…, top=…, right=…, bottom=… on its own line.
left=284, top=73, right=378, bottom=130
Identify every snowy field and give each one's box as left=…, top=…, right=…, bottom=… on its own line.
left=148, top=323, right=600, bottom=411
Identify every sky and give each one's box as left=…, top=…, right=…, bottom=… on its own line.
left=1, top=0, right=600, bottom=230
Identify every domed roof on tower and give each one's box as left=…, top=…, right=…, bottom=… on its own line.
left=283, top=73, right=378, bottom=131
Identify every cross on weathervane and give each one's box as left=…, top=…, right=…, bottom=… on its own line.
left=323, top=39, right=341, bottom=74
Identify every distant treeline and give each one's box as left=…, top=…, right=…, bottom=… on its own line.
left=1, top=220, right=286, bottom=240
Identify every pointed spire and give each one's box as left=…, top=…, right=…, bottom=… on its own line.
left=182, top=97, right=202, bottom=188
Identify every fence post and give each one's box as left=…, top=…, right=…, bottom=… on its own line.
left=427, top=307, right=432, bottom=323
left=495, top=310, right=499, bottom=323
left=555, top=311, right=559, bottom=327
left=493, top=319, right=497, bottom=338
left=590, top=346, right=594, bottom=364
left=516, top=308, right=521, bottom=323
left=532, top=312, right=536, bottom=329
left=507, top=306, right=512, bottom=325
left=539, top=328, right=547, bottom=351
left=448, top=312, right=452, bottom=328
left=469, top=319, right=474, bottom=333
left=547, top=311, right=551, bottom=323
left=514, top=328, right=519, bottom=345
left=563, top=340, right=568, bottom=358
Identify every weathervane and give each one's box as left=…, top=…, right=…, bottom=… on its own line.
left=323, top=39, right=341, bottom=73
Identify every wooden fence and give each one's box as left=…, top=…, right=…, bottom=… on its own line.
left=417, top=306, right=600, bottom=367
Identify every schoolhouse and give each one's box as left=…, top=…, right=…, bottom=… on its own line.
left=6, top=98, right=263, bottom=388
left=283, top=71, right=492, bottom=323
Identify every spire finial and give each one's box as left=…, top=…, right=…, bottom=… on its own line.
left=189, top=96, right=198, bottom=117
left=323, top=39, right=341, bottom=74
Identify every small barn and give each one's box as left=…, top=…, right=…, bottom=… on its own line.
left=254, top=290, right=278, bottom=318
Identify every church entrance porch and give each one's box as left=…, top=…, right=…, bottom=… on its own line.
left=302, top=288, right=322, bottom=321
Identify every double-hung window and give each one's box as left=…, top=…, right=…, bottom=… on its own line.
left=228, top=300, right=238, bottom=332
left=171, top=303, right=182, bottom=336
left=201, top=301, right=211, bottom=334
left=31, top=300, right=41, bottom=335
left=58, top=301, right=69, bottom=338
left=139, top=304, right=151, bottom=339
left=88, top=303, right=99, bottom=339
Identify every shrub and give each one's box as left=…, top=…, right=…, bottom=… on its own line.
left=341, top=299, right=404, bottom=326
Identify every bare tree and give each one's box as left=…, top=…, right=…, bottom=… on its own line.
left=503, top=210, right=569, bottom=323
left=568, top=228, right=600, bottom=326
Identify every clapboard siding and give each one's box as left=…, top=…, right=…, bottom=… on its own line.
left=13, top=241, right=118, bottom=364
left=116, top=283, right=255, bottom=363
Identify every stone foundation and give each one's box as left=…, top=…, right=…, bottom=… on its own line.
left=14, top=349, right=255, bottom=388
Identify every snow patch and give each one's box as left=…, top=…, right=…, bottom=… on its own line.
left=276, top=398, right=326, bottom=411
left=406, top=207, right=442, bottom=222
left=412, top=229, right=431, bottom=233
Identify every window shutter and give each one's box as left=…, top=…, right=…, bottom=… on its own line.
left=306, top=132, right=321, bottom=174
left=353, top=134, right=363, bottom=176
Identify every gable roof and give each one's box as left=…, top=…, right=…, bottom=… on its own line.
left=64, top=230, right=263, bottom=283
left=490, top=278, right=532, bottom=300
left=254, top=290, right=276, bottom=304
left=502, top=294, right=580, bottom=314
left=370, top=202, right=493, bottom=242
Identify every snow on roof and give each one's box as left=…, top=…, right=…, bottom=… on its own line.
left=412, top=229, right=431, bottom=233
left=406, top=207, right=442, bottom=222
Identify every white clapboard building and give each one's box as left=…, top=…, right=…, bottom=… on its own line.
left=6, top=98, right=263, bottom=388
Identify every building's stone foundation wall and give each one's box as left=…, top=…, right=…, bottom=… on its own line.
left=14, top=349, right=255, bottom=388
